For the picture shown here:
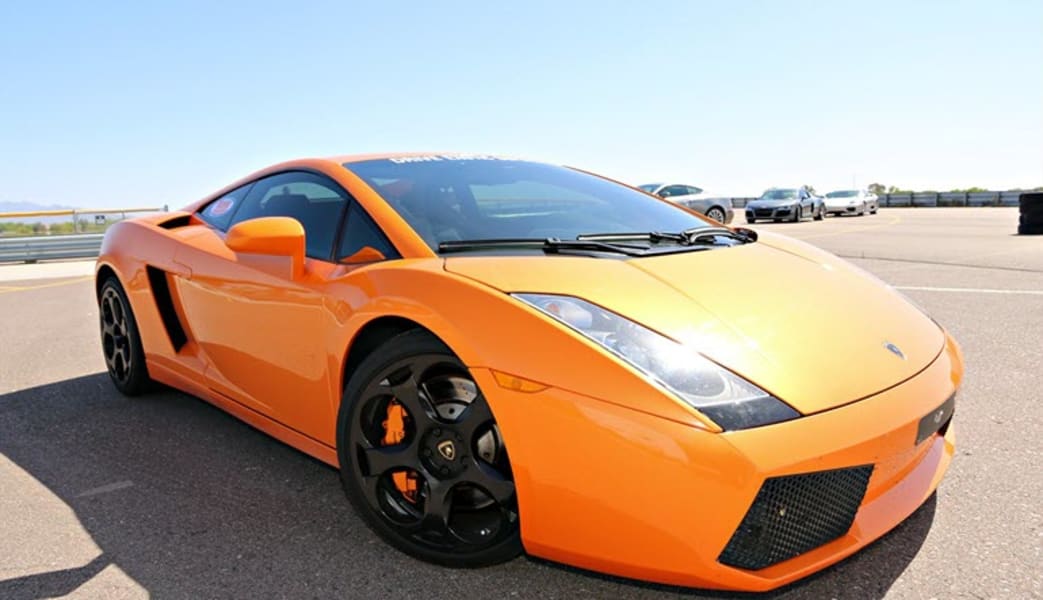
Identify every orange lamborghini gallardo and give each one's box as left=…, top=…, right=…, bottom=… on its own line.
left=95, top=153, right=961, bottom=591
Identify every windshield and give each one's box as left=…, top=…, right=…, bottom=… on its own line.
left=760, top=189, right=798, bottom=200
left=826, top=190, right=858, bottom=198
left=344, top=157, right=710, bottom=252
left=637, top=183, right=661, bottom=193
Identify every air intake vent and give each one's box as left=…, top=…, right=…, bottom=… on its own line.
left=145, top=266, right=188, bottom=351
left=157, top=214, right=192, bottom=229
left=719, top=465, right=873, bottom=570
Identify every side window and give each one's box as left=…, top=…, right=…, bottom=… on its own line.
left=685, top=185, right=703, bottom=196
left=337, top=203, right=400, bottom=262
left=230, top=172, right=349, bottom=261
left=661, top=185, right=688, bottom=198
left=198, top=183, right=253, bottom=231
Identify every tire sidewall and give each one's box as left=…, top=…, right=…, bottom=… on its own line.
left=99, top=277, right=151, bottom=395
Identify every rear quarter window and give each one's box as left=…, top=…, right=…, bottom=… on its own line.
left=198, top=184, right=252, bottom=231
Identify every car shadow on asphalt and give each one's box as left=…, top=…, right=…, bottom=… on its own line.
left=0, top=374, right=934, bottom=599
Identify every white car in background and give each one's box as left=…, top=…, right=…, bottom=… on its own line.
left=824, top=189, right=879, bottom=216
left=637, top=183, right=734, bottom=224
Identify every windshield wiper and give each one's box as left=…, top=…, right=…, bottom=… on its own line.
left=438, top=238, right=652, bottom=257
left=681, top=226, right=758, bottom=244
left=578, top=227, right=757, bottom=246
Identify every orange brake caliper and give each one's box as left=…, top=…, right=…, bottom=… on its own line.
left=382, top=400, right=418, bottom=503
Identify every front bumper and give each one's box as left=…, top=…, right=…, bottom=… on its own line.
left=477, top=334, right=961, bottom=591
left=747, top=206, right=795, bottom=220
left=826, top=204, right=862, bottom=215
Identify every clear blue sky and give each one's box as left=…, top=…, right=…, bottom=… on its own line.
left=1, top=0, right=1040, bottom=208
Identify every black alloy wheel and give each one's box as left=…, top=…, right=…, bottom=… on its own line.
left=338, top=330, right=521, bottom=567
left=99, top=277, right=151, bottom=395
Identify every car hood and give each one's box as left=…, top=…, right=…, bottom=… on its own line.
left=444, top=233, right=944, bottom=415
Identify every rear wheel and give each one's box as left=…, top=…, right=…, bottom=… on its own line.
left=337, top=330, right=521, bottom=567
left=98, top=277, right=152, bottom=395
left=814, top=205, right=825, bottom=221
left=706, top=206, right=727, bottom=223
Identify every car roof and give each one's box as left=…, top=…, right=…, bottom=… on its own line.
left=330, top=152, right=506, bottom=164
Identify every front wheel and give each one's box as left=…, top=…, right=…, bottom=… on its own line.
left=337, top=330, right=522, bottom=567
left=98, top=276, right=152, bottom=395
left=791, top=206, right=802, bottom=222
left=814, top=206, right=825, bottom=221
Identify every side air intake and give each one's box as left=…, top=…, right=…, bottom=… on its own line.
left=145, top=266, right=188, bottom=351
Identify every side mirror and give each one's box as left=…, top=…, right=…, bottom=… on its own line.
left=226, top=216, right=305, bottom=278
left=340, top=246, right=387, bottom=265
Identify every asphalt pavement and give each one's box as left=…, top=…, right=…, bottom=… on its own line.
left=1, top=208, right=1040, bottom=599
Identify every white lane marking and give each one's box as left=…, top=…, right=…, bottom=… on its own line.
left=76, top=480, right=134, bottom=498
left=896, top=286, right=1043, bottom=296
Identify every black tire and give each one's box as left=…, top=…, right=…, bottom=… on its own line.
left=791, top=206, right=802, bottom=222
left=746, top=216, right=756, bottom=224
left=857, top=202, right=867, bottom=217
left=337, top=329, right=522, bottom=567
left=814, top=205, right=824, bottom=221
left=1019, top=193, right=1043, bottom=211
left=1020, top=212, right=1043, bottom=227
left=706, top=206, right=727, bottom=223
left=98, top=277, right=152, bottom=396
left=1018, top=223, right=1043, bottom=235
left=870, top=205, right=878, bottom=214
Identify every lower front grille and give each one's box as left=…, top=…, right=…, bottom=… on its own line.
left=719, top=465, right=874, bottom=570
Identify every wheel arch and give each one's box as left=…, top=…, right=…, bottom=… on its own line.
left=706, top=204, right=727, bottom=218
left=340, top=315, right=440, bottom=394
left=95, top=263, right=121, bottom=299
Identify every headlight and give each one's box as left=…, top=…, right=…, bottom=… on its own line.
left=513, top=294, right=799, bottom=430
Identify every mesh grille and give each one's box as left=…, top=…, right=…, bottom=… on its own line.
left=719, top=465, right=873, bottom=570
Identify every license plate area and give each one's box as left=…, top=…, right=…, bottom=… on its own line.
left=916, top=393, right=955, bottom=445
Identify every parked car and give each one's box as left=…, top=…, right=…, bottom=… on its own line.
left=824, top=189, right=879, bottom=216
left=745, top=187, right=825, bottom=223
left=638, top=183, right=734, bottom=224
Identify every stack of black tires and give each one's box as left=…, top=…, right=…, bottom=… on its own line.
left=1020, top=193, right=1043, bottom=235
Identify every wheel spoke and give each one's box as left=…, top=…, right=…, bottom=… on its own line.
left=410, top=479, right=453, bottom=536
left=386, top=375, right=437, bottom=430
left=360, top=440, right=419, bottom=478
left=463, top=458, right=515, bottom=505
left=456, top=396, right=494, bottom=438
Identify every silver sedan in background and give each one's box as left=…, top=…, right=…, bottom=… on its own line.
left=824, top=189, right=879, bottom=216
left=638, top=183, right=735, bottom=224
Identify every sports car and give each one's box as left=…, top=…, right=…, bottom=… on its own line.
left=824, top=189, right=880, bottom=216
left=745, top=187, right=827, bottom=223
left=95, top=153, right=961, bottom=592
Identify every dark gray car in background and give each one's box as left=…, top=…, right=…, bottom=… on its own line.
left=745, top=187, right=826, bottom=223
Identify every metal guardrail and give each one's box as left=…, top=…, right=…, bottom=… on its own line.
left=0, top=233, right=104, bottom=262
left=727, top=191, right=1027, bottom=209
left=0, top=206, right=164, bottom=263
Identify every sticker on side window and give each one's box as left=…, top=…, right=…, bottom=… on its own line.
left=209, top=196, right=235, bottom=217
